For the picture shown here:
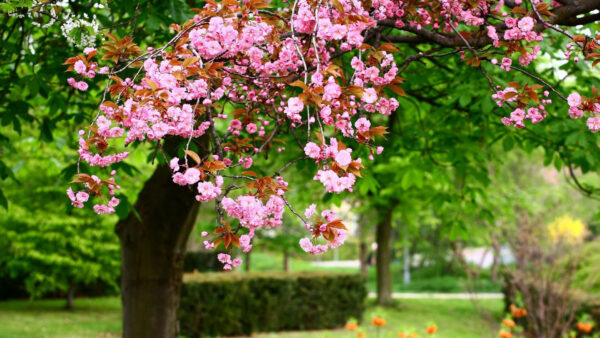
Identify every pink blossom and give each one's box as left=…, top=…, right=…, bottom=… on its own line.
left=569, top=107, right=584, bottom=119
left=304, top=204, right=316, bottom=218
left=304, top=142, right=321, bottom=159
left=567, top=92, right=581, bottom=107
left=500, top=58, right=512, bottom=71
left=218, top=253, right=231, bottom=264
left=355, top=117, right=371, bottom=133
left=246, top=123, right=258, bottom=134
left=335, top=149, right=352, bottom=167
left=587, top=116, right=600, bottom=132
left=323, top=77, right=342, bottom=101
left=510, top=108, right=525, bottom=122
left=75, top=191, right=89, bottom=203
left=362, top=88, right=378, bottom=104
left=183, top=168, right=201, bottom=184
left=505, top=17, right=517, bottom=28
left=239, top=234, right=251, bottom=248
left=518, top=17, right=535, bottom=32
left=170, top=157, right=180, bottom=171
left=74, top=60, right=87, bottom=74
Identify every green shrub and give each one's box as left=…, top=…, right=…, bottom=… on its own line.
left=183, top=251, right=220, bottom=273
left=179, top=272, right=367, bottom=337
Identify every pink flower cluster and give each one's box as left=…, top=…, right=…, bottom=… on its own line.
left=67, top=77, right=89, bottom=91
left=67, top=187, right=89, bottom=208
left=493, top=85, right=551, bottom=128
left=304, top=139, right=359, bottom=192
left=221, top=194, right=285, bottom=229
left=299, top=209, right=347, bottom=255
left=217, top=253, right=242, bottom=271
left=93, top=197, right=119, bottom=215
left=566, top=92, right=600, bottom=132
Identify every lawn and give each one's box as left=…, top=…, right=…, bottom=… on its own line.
left=248, top=251, right=502, bottom=293
left=259, top=298, right=504, bottom=338
left=0, top=297, right=503, bottom=338
left=0, top=297, right=121, bottom=338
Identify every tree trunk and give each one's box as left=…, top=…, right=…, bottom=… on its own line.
left=115, top=137, right=207, bottom=338
left=283, top=249, right=289, bottom=272
left=376, top=207, right=394, bottom=306
left=65, top=283, right=74, bottom=310
left=358, top=215, right=367, bottom=277
left=403, top=222, right=410, bottom=285
left=244, top=251, right=251, bottom=272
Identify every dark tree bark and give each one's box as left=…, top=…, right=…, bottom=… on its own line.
left=115, top=137, right=208, bottom=338
left=376, top=207, right=394, bottom=306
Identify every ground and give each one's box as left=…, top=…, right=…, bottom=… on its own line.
left=0, top=297, right=503, bottom=338
left=249, top=251, right=502, bottom=293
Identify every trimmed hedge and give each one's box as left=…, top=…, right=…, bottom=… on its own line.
left=179, top=272, right=367, bottom=337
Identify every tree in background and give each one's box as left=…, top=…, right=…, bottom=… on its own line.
left=4, top=0, right=600, bottom=336
left=0, top=126, right=122, bottom=308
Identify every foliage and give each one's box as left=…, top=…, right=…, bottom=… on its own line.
left=0, top=213, right=120, bottom=300
left=0, top=127, right=123, bottom=302
left=183, top=251, right=220, bottom=273
left=572, top=241, right=600, bottom=295
left=179, top=272, right=367, bottom=336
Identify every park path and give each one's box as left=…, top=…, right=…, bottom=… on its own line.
left=367, top=292, right=503, bottom=299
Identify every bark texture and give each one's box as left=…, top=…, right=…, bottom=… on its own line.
left=376, top=207, right=394, bottom=306
left=115, top=137, right=207, bottom=338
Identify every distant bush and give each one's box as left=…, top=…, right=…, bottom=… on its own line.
left=502, top=240, right=600, bottom=336
left=183, top=251, right=220, bottom=273
left=179, top=272, right=367, bottom=337
left=0, top=214, right=120, bottom=301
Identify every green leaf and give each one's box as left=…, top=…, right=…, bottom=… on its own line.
left=114, top=194, right=130, bottom=220
left=502, top=135, right=514, bottom=151
left=0, top=188, right=7, bottom=209
left=401, top=170, right=413, bottom=190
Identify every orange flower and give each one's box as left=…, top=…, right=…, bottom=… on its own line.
left=426, top=325, right=437, bottom=334
left=345, top=322, right=359, bottom=331
left=411, top=333, right=419, bottom=338
left=398, top=332, right=409, bottom=338
left=502, top=319, right=515, bottom=328
left=577, top=322, right=593, bottom=333
left=499, top=330, right=512, bottom=338
left=357, top=333, right=366, bottom=338
left=372, top=316, right=386, bottom=327
left=510, top=305, right=527, bottom=318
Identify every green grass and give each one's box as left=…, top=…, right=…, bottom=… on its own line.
left=247, top=251, right=502, bottom=293
left=0, top=297, right=121, bottom=338
left=258, top=298, right=504, bottom=337
left=0, top=297, right=503, bottom=338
